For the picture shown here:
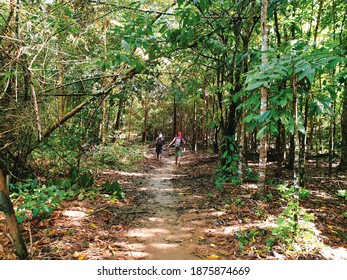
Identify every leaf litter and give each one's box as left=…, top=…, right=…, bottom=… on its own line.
left=0, top=149, right=346, bottom=260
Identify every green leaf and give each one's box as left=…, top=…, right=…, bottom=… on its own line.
left=78, top=192, right=85, bottom=201
left=256, top=126, right=268, bottom=139
left=246, top=81, right=264, bottom=91
left=259, top=110, right=271, bottom=123
left=43, top=205, right=51, bottom=214
left=222, top=150, right=229, bottom=159
left=243, top=114, right=254, bottom=123
left=279, top=99, right=287, bottom=108
left=276, top=217, right=285, bottom=225
left=121, top=39, right=131, bottom=51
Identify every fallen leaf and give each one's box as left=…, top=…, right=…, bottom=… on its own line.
left=208, top=254, right=220, bottom=260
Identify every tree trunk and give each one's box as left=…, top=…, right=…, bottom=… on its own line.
left=141, top=99, right=147, bottom=142
left=29, top=71, right=42, bottom=141
left=173, top=97, right=177, bottom=137
left=0, top=171, right=28, bottom=259
left=292, top=72, right=300, bottom=232
left=192, top=100, right=197, bottom=153
left=313, top=0, right=324, bottom=43
left=276, top=120, right=285, bottom=176
left=340, top=82, right=347, bottom=170
left=102, top=97, right=107, bottom=145
left=239, top=108, right=245, bottom=179
left=258, top=0, right=269, bottom=187
left=299, top=93, right=309, bottom=188
left=114, top=98, right=123, bottom=131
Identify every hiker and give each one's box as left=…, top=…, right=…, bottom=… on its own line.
left=167, top=131, right=186, bottom=166
left=155, top=132, right=164, bottom=161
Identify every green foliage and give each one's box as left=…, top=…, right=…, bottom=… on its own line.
left=10, top=179, right=75, bottom=224
left=10, top=170, right=96, bottom=223
left=215, top=136, right=242, bottom=190
left=276, top=184, right=310, bottom=200
left=236, top=228, right=259, bottom=250
left=337, top=189, right=347, bottom=200
left=10, top=169, right=127, bottom=223
left=270, top=184, right=315, bottom=248
left=244, top=167, right=259, bottom=183
left=337, top=190, right=347, bottom=217
left=102, top=181, right=125, bottom=200
left=90, top=143, right=143, bottom=170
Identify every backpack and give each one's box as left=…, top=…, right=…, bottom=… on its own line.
left=174, top=137, right=181, bottom=148
left=156, top=137, right=163, bottom=147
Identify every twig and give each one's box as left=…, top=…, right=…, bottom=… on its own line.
left=86, top=205, right=110, bottom=217
left=121, top=211, right=150, bottom=215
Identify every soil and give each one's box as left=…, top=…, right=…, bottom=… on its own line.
left=0, top=147, right=346, bottom=260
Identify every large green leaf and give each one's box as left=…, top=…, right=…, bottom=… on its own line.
left=246, top=81, right=264, bottom=91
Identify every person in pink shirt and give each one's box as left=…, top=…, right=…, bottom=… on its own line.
left=168, top=131, right=186, bottom=166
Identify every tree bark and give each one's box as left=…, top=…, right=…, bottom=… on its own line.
left=173, top=97, right=177, bottom=137
left=276, top=120, right=285, bottom=176
left=340, top=82, right=347, bottom=170
left=259, top=0, right=269, bottom=187
left=292, top=72, right=300, bottom=232
left=0, top=170, right=28, bottom=259
left=192, top=99, right=197, bottom=153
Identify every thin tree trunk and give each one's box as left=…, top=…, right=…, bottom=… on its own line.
left=141, top=99, right=147, bottom=142
left=102, top=97, right=107, bottom=145
left=201, top=89, right=206, bottom=150
left=193, top=100, right=197, bottom=153
left=58, top=63, right=65, bottom=119
left=328, top=114, right=334, bottom=176
left=0, top=171, right=28, bottom=259
left=299, top=93, right=309, bottom=188
left=292, top=72, right=300, bottom=232
left=276, top=120, right=285, bottom=176
left=239, top=108, right=245, bottom=179
left=28, top=72, right=42, bottom=141
left=259, top=0, right=269, bottom=187
left=114, top=99, right=123, bottom=131
left=173, top=97, right=177, bottom=137
left=313, top=0, right=324, bottom=43
left=340, top=82, right=347, bottom=170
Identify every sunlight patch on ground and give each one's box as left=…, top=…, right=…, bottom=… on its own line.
left=63, top=210, right=86, bottom=219
left=102, top=170, right=147, bottom=177
left=114, top=242, right=146, bottom=252
left=321, top=247, right=347, bottom=260
left=148, top=217, right=165, bottom=223
left=309, top=190, right=336, bottom=200
left=118, top=251, right=149, bottom=259
left=241, top=183, right=259, bottom=190
left=148, top=243, right=180, bottom=249
left=211, top=211, right=226, bottom=217
left=127, top=228, right=171, bottom=238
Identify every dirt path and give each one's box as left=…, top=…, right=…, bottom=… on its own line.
left=124, top=156, right=197, bottom=260
left=1, top=148, right=346, bottom=260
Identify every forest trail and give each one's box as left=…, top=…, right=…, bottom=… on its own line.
left=124, top=155, right=197, bottom=260
left=1, top=147, right=347, bottom=260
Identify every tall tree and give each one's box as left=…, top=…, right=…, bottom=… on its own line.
left=258, top=0, right=269, bottom=187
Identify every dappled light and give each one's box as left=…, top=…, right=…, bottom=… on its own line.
left=63, top=210, right=86, bottom=220
left=1, top=149, right=346, bottom=260
left=0, top=0, right=346, bottom=267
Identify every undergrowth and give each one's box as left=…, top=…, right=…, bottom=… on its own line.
left=10, top=171, right=124, bottom=224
